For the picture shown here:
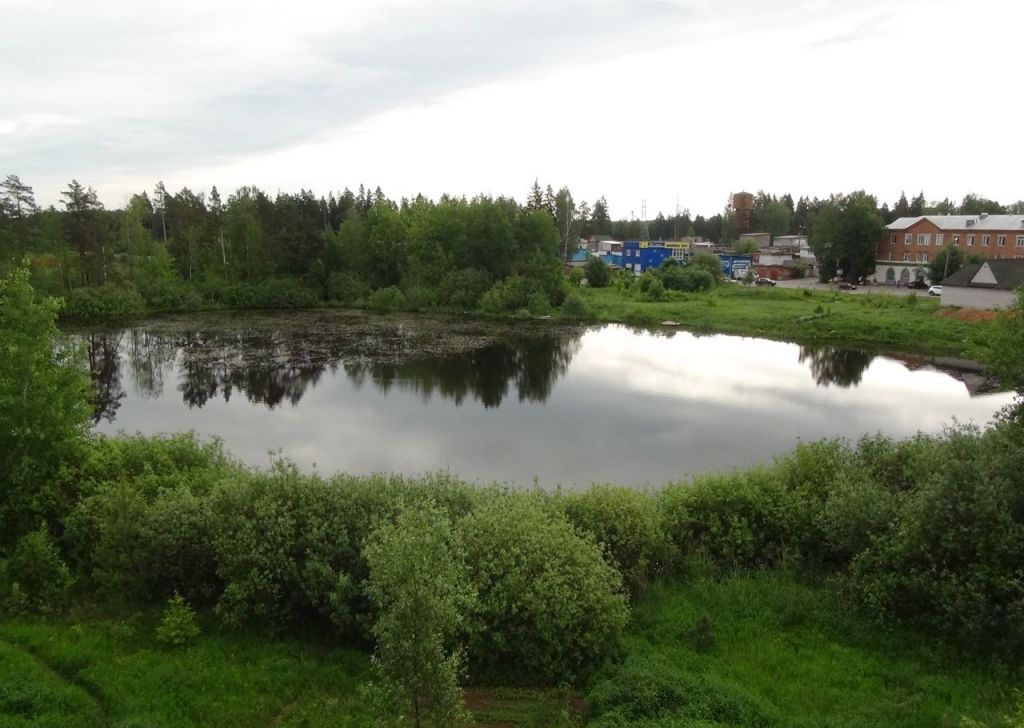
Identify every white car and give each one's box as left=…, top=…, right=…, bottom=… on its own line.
left=928, top=285, right=942, bottom=297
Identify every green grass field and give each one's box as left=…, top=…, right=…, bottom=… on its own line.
left=576, top=285, right=984, bottom=357
left=588, top=572, right=1020, bottom=727
left=4, top=573, right=1018, bottom=727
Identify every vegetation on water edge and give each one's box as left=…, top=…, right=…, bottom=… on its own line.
left=3, top=265, right=1024, bottom=726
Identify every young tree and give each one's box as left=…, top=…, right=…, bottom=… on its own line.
left=584, top=256, right=611, bottom=288
left=61, top=180, right=106, bottom=285
left=0, top=266, right=91, bottom=552
left=363, top=503, right=475, bottom=727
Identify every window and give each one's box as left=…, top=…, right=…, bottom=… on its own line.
left=902, top=252, right=911, bottom=261
left=1017, top=236, right=1024, bottom=248
left=952, top=234, right=960, bottom=245
left=917, top=252, right=929, bottom=262
left=889, top=251, right=894, bottom=261
left=982, top=235, right=991, bottom=247
left=904, top=233, right=912, bottom=245
left=917, top=233, right=931, bottom=245
left=890, top=233, right=897, bottom=244
left=936, top=234, right=944, bottom=246
left=967, top=234, right=975, bottom=246
left=997, top=235, right=1006, bottom=247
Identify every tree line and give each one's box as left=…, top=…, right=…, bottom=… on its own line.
left=3, top=175, right=1022, bottom=314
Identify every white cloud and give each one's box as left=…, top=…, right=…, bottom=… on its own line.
left=3, top=0, right=1021, bottom=213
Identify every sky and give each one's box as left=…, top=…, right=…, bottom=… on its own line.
left=2, top=0, right=1022, bottom=218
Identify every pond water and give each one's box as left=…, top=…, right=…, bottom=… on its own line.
left=81, top=311, right=1014, bottom=489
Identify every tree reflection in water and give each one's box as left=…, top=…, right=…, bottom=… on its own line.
left=83, top=316, right=586, bottom=416
left=798, top=344, right=874, bottom=388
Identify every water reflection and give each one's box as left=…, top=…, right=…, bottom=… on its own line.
left=79, top=315, right=1015, bottom=488
left=798, top=345, right=874, bottom=388
left=83, top=314, right=585, bottom=412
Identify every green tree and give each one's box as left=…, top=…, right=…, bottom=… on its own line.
left=584, top=256, right=611, bottom=288
left=0, top=266, right=91, bottom=551
left=810, top=192, right=882, bottom=283
left=929, top=246, right=964, bottom=283
left=0, top=175, right=39, bottom=262
left=363, top=504, right=474, bottom=727
left=61, top=180, right=107, bottom=286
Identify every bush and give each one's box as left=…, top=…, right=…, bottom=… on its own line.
left=438, top=268, right=492, bottom=311
left=61, top=283, right=147, bottom=322
left=367, top=285, right=409, bottom=312
left=210, top=467, right=359, bottom=633
left=458, top=497, right=628, bottom=682
left=560, top=486, right=664, bottom=595
left=526, top=291, right=552, bottom=316
left=560, top=292, right=595, bottom=320
left=209, top=279, right=320, bottom=310
left=478, top=276, right=536, bottom=315
left=645, top=279, right=665, bottom=301
left=326, top=272, right=371, bottom=305
left=155, top=593, right=201, bottom=646
left=584, top=257, right=612, bottom=288
left=2, top=527, right=72, bottom=614
left=137, top=276, right=203, bottom=312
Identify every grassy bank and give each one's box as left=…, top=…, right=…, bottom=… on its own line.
left=0, top=614, right=578, bottom=727
left=587, top=572, right=1020, bottom=727
left=576, top=284, right=982, bottom=357
left=3, top=572, right=1019, bottom=727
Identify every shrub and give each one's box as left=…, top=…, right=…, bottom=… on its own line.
left=2, top=527, right=72, bottom=614
left=326, top=272, right=371, bottom=305
left=645, top=279, right=665, bottom=301
left=478, top=276, right=535, bottom=315
left=560, top=292, right=595, bottom=320
left=584, top=257, right=612, bottom=288
left=438, top=268, right=492, bottom=311
left=367, top=285, right=409, bottom=312
left=560, top=486, right=664, bottom=595
left=61, top=283, right=147, bottom=322
left=210, top=467, right=359, bottom=633
left=155, top=593, right=201, bottom=646
left=526, top=291, right=552, bottom=316
left=458, top=497, right=628, bottom=683
left=137, top=276, right=203, bottom=312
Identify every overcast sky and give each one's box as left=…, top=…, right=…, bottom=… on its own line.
left=2, top=0, right=1021, bottom=217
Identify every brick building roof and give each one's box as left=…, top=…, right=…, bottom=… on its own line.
left=887, top=215, right=1024, bottom=231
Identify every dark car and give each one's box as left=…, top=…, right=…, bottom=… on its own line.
left=754, top=277, right=776, bottom=287
left=838, top=282, right=857, bottom=290
left=908, top=279, right=928, bottom=290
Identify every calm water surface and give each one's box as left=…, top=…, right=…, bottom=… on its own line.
left=82, top=311, right=1014, bottom=489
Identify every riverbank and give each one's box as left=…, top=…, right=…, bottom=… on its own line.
left=574, top=284, right=984, bottom=357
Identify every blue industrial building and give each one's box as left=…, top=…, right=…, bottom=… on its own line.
left=621, top=241, right=690, bottom=274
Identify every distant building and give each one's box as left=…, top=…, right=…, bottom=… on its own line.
left=940, top=259, right=1024, bottom=309
left=875, top=214, right=1024, bottom=285
left=739, top=232, right=771, bottom=250
left=718, top=254, right=755, bottom=279
left=621, top=240, right=690, bottom=274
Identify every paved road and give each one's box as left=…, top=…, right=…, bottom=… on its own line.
left=772, top=278, right=935, bottom=298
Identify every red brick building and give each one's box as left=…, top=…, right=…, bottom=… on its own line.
left=874, top=214, right=1024, bottom=285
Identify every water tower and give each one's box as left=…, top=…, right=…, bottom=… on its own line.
left=733, top=191, right=754, bottom=235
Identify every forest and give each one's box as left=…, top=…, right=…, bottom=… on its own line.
left=2, top=173, right=1022, bottom=323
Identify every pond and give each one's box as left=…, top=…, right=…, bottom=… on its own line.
left=81, top=310, right=1015, bottom=489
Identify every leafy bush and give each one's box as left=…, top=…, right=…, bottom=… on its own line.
left=155, top=593, right=201, bottom=646
left=458, top=497, right=628, bottom=682
left=366, top=285, right=409, bottom=312
left=560, top=486, right=665, bottom=595
left=584, top=257, right=611, bottom=288
left=326, top=272, right=371, bottom=305
left=2, top=527, right=72, bottom=614
left=210, top=279, right=320, bottom=310
left=210, top=467, right=359, bottom=633
left=438, top=268, right=492, bottom=311
left=560, top=292, right=595, bottom=320
left=61, top=283, right=147, bottom=322
left=478, top=276, right=536, bottom=315
left=136, top=276, right=203, bottom=312
left=645, top=279, right=665, bottom=301
left=587, top=654, right=777, bottom=727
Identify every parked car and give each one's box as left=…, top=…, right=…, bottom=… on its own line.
left=928, top=285, right=942, bottom=297
left=754, top=278, right=776, bottom=287
left=908, top=279, right=928, bottom=290
left=838, top=282, right=857, bottom=290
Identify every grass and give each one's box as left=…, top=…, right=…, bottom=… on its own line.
left=575, top=285, right=983, bottom=357
left=0, top=613, right=578, bottom=727
left=587, top=571, right=1021, bottom=727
